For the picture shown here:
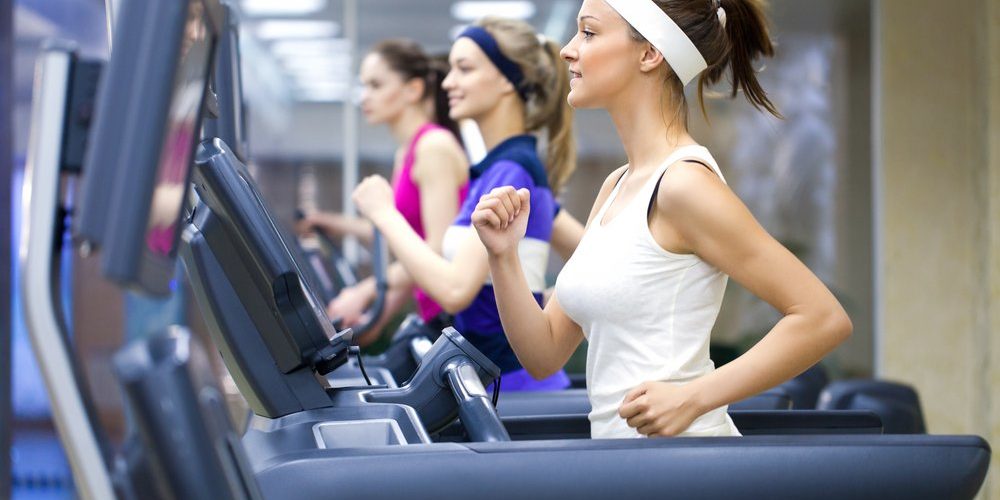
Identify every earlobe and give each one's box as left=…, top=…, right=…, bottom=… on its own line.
left=499, top=77, right=516, bottom=95
left=405, top=78, right=425, bottom=103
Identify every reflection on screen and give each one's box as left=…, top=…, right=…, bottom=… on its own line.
left=146, top=0, right=211, bottom=258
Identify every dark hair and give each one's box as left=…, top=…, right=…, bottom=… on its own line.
left=478, top=18, right=576, bottom=193
left=370, top=39, right=461, bottom=140
left=627, top=0, right=782, bottom=120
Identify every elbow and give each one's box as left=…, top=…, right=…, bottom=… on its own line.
left=440, top=301, right=464, bottom=316
left=524, top=364, right=559, bottom=381
left=439, top=289, right=476, bottom=316
left=821, top=307, right=853, bottom=347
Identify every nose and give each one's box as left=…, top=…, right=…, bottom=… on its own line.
left=442, top=69, right=456, bottom=91
left=560, top=36, right=577, bottom=63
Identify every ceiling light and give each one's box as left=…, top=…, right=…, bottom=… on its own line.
left=285, top=65, right=350, bottom=77
left=241, top=0, right=327, bottom=16
left=294, top=88, right=347, bottom=102
left=280, top=55, right=351, bottom=72
left=293, top=81, right=351, bottom=102
left=451, top=1, right=536, bottom=21
left=270, top=39, right=351, bottom=58
left=256, top=20, right=339, bottom=40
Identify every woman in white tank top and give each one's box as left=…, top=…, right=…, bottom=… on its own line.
left=472, top=0, right=852, bottom=439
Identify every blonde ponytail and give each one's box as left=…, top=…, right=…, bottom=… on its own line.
left=478, top=18, right=577, bottom=193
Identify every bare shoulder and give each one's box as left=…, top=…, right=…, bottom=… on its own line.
left=413, top=128, right=468, bottom=184
left=600, top=164, right=629, bottom=193
left=656, top=161, right=730, bottom=211
left=415, top=128, right=464, bottom=157
left=653, top=160, right=754, bottom=247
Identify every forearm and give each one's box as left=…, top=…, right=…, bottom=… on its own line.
left=386, top=262, right=415, bottom=291
left=370, top=210, right=472, bottom=313
left=352, top=264, right=412, bottom=300
left=353, top=285, right=411, bottom=347
left=488, top=252, right=562, bottom=378
left=317, top=213, right=374, bottom=245
left=688, top=310, right=851, bottom=413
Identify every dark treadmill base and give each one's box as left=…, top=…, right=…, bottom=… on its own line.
left=438, top=410, right=885, bottom=441
left=253, top=435, right=990, bottom=500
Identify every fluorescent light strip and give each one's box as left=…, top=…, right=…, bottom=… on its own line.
left=270, top=38, right=351, bottom=57
left=256, top=20, right=339, bottom=40
left=241, top=0, right=327, bottom=16
left=281, top=58, right=351, bottom=73
left=286, top=67, right=350, bottom=79
left=451, top=1, right=536, bottom=21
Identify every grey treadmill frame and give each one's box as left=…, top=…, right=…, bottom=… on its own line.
left=20, top=45, right=115, bottom=500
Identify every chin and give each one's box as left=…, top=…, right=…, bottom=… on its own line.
left=567, top=91, right=594, bottom=110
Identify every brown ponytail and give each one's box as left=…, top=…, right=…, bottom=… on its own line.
left=712, top=0, right=781, bottom=117
left=426, top=54, right=462, bottom=142
left=478, top=18, right=577, bottom=193
left=628, top=0, right=781, bottom=120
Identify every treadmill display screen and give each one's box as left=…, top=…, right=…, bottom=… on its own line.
left=145, top=0, right=213, bottom=259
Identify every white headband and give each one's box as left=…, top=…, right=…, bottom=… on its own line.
left=604, top=0, right=708, bottom=86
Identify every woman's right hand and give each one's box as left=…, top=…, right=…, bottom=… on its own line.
left=327, top=283, right=375, bottom=327
left=472, top=186, right=530, bottom=256
left=295, top=211, right=327, bottom=237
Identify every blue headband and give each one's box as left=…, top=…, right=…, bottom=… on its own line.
left=457, top=26, right=529, bottom=101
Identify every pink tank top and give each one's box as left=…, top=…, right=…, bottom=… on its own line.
left=392, top=123, right=469, bottom=321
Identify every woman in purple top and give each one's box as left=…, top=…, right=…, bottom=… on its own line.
left=351, top=18, right=577, bottom=391
left=300, top=39, right=468, bottom=346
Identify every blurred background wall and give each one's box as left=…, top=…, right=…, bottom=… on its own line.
left=876, top=0, right=999, bottom=495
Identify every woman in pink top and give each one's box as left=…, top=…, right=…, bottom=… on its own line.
left=300, top=39, right=468, bottom=346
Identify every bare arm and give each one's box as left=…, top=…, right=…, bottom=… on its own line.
left=487, top=253, right=584, bottom=378
left=620, top=163, right=852, bottom=436
left=343, top=261, right=416, bottom=304
left=472, top=167, right=627, bottom=378
left=368, top=207, right=489, bottom=314
left=338, top=131, right=469, bottom=317
left=351, top=283, right=413, bottom=347
left=301, top=211, right=374, bottom=246
left=411, top=129, right=469, bottom=254
left=354, top=173, right=488, bottom=315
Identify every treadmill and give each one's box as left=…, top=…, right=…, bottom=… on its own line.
left=20, top=0, right=991, bottom=497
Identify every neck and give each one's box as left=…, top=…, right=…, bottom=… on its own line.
left=388, top=105, right=432, bottom=146
left=606, top=77, right=696, bottom=174
left=474, top=95, right=527, bottom=151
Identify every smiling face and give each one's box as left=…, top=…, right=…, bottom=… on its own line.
left=358, top=52, right=420, bottom=125
left=441, top=37, right=517, bottom=121
left=560, top=0, right=646, bottom=109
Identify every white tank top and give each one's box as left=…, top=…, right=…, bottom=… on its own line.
left=555, top=145, right=741, bottom=439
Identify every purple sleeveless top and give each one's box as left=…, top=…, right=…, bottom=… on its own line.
left=392, top=123, right=469, bottom=321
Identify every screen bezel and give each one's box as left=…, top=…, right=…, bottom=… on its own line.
left=93, top=0, right=223, bottom=296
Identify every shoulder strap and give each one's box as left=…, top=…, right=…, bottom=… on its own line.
left=592, top=168, right=631, bottom=224
left=644, top=146, right=725, bottom=217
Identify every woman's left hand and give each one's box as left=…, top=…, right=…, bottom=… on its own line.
left=618, top=381, right=705, bottom=437
left=352, top=175, right=395, bottom=222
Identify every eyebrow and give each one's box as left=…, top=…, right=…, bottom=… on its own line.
left=578, top=15, right=600, bottom=22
